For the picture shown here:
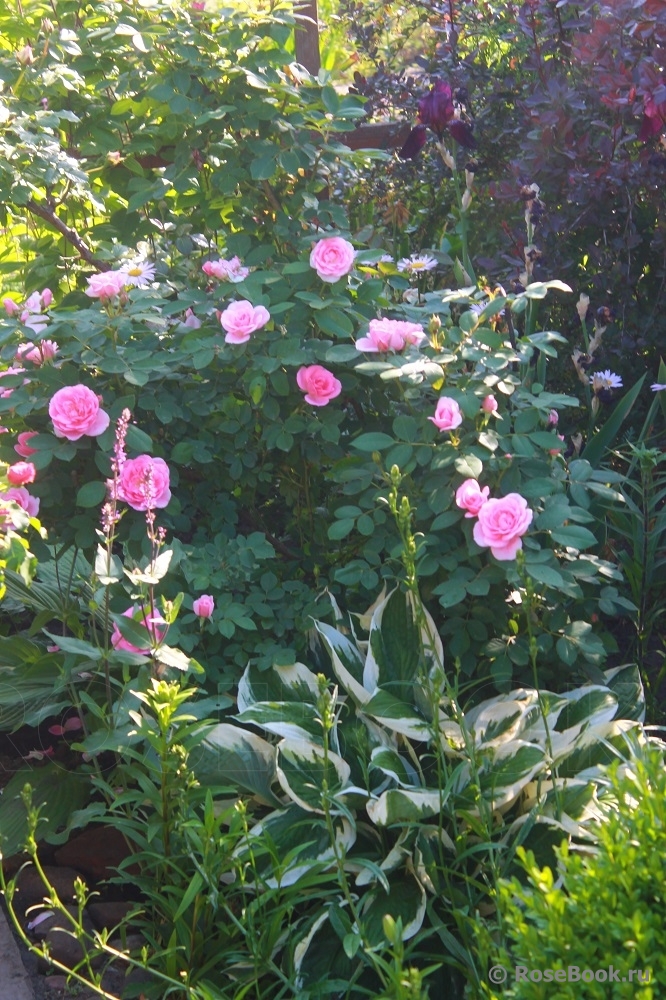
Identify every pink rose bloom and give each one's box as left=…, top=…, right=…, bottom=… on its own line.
left=547, top=409, right=559, bottom=426
left=309, top=237, right=356, bottom=282
left=219, top=300, right=270, bottom=344
left=41, top=288, right=53, bottom=308
left=356, top=318, right=427, bottom=353
left=7, top=461, right=36, bottom=486
left=0, top=366, right=28, bottom=398
left=49, top=385, right=110, bottom=440
left=296, top=365, right=342, bottom=406
left=481, top=395, right=498, bottom=414
left=455, top=478, right=490, bottom=519
left=202, top=257, right=249, bottom=283
left=473, top=493, right=533, bottom=560
left=85, top=270, right=127, bottom=300
left=111, top=606, right=166, bottom=654
left=3, top=297, right=19, bottom=316
left=429, top=396, right=463, bottom=432
left=193, top=594, right=215, bottom=618
left=183, top=308, right=202, bottom=329
left=15, top=431, right=39, bottom=457
left=116, top=454, right=171, bottom=511
left=16, top=340, right=59, bottom=364
left=1, top=487, right=40, bottom=517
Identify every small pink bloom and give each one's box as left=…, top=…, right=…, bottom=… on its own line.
left=183, top=308, right=202, bottom=329
left=429, top=396, right=463, bottom=432
left=547, top=409, right=559, bottom=426
left=219, top=300, right=270, bottom=344
left=47, top=644, right=60, bottom=653
left=296, top=365, right=342, bottom=406
left=111, top=606, right=166, bottom=654
left=85, top=270, right=127, bottom=300
left=481, top=395, right=498, bottom=414
left=1, top=487, right=40, bottom=517
left=15, top=431, right=39, bottom=458
left=3, top=297, right=19, bottom=316
left=16, top=339, right=59, bottom=364
left=49, top=384, right=110, bottom=440
left=455, top=478, right=490, bottom=519
left=202, top=257, right=249, bottom=283
left=355, top=317, right=427, bottom=353
left=41, top=288, right=53, bottom=308
left=473, top=493, right=533, bottom=560
left=309, top=237, right=356, bottom=283
left=116, top=454, right=171, bottom=511
left=193, top=594, right=215, bottom=618
left=7, top=461, right=36, bottom=486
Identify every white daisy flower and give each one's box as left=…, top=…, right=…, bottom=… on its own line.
left=396, top=253, right=438, bottom=275
left=592, top=370, right=623, bottom=392
left=651, top=383, right=666, bottom=392
left=121, top=260, right=156, bottom=287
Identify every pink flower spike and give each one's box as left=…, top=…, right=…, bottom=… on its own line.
left=15, top=431, right=39, bottom=458
left=49, top=385, right=110, bottom=441
left=473, top=493, right=533, bottom=560
left=309, top=237, right=356, bottom=283
left=455, top=479, right=490, bottom=518
left=193, top=594, right=215, bottom=618
left=7, top=461, right=36, bottom=486
left=296, top=365, right=342, bottom=406
left=429, top=396, right=463, bottom=432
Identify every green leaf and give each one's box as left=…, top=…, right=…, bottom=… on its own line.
left=551, top=524, right=598, bottom=549
left=197, top=723, right=280, bottom=805
left=275, top=739, right=350, bottom=813
left=581, top=374, right=646, bottom=468
left=0, top=764, right=89, bottom=858
left=351, top=432, right=396, bottom=452
left=314, top=620, right=368, bottom=706
left=366, top=788, right=442, bottom=825
left=76, top=481, right=107, bottom=508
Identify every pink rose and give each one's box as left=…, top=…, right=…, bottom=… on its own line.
left=296, top=365, right=342, bottom=406
left=111, top=606, right=166, bottom=654
left=473, top=493, right=533, bottom=560
left=183, top=308, right=202, bottom=329
left=116, top=455, right=171, bottom=511
left=219, top=300, right=270, bottom=344
left=309, top=237, right=356, bottom=282
left=41, top=288, right=53, bottom=308
left=1, top=487, right=40, bottom=517
left=49, top=385, right=110, bottom=441
left=481, top=395, right=498, bottom=414
left=548, top=409, right=559, bottom=426
left=455, top=478, right=490, bottom=518
left=85, top=270, right=127, bottom=300
left=15, top=431, right=39, bottom=458
left=429, top=396, right=463, bottom=432
left=7, top=461, right=36, bottom=486
left=3, top=297, right=19, bottom=316
left=193, top=594, right=215, bottom=618
left=16, top=340, right=59, bottom=364
left=202, top=257, right=249, bottom=283
left=356, top=318, right=427, bottom=353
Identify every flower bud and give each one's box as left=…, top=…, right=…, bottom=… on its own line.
left=576, top=293, right=590, bottom=322
left=16, top=45, right=34, bottom=66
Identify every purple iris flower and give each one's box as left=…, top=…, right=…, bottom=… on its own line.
left=400, top=79, right=475, bottom=159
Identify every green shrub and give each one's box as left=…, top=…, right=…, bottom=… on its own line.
left=494, top=749, right=666, bottom=999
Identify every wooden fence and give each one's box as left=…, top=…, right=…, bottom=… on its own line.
left=293, top=0, right=410, bottom=152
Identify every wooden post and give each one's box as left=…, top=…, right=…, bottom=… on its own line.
left=294, top=0, right=321, bottom=76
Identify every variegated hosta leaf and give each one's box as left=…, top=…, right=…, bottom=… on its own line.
left=238, top=805, right=356, bottom=888
left=363, top=689, right=432, bottom=740
left=603, top=663, right=645, bottom=721
left=370, top=746, right=420, bottom=788
left=237, top=660, right=320, bottom=713
left=366, top=788, right=445, bottom=826
left=552, top=686, right=618, bottom=736
left=196, top=723, right=281, bottom=806
left=355, top=828, right=416, bottom=887
left=276, top=739, right=351, bottom=813
left=314, top=619, right=368, bottom=706
left=235, top=702, right=324, bottom=745
left=359, top=873, right=427, bottom=943
left=454, top=741, right=548, bottom=813
left=555, top=718, right=643, bottom=779
left=362, top=588, right=443, bottom=697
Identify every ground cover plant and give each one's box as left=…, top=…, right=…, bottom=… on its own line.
left=0, top=0, right=665, bottom=997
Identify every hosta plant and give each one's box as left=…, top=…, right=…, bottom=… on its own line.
left=200, top=583, right=648, bottom=997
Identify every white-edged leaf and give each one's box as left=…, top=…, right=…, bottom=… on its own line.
left=360, top=874, right=426, bottom=942
left=363, top=690, right=431, bottom=740
left=314, top=620, right=369, bottom=706
left=237, top=660, right=319, bottom=712
left=197, top=723, right=280, bottom=805
left=235, top=703, right=322, bottom=744
left=370, top=746, right=420, bottom=788
left=276, top=739, right=351, bottom=813
left=366, top=788, right=444, bottom=826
